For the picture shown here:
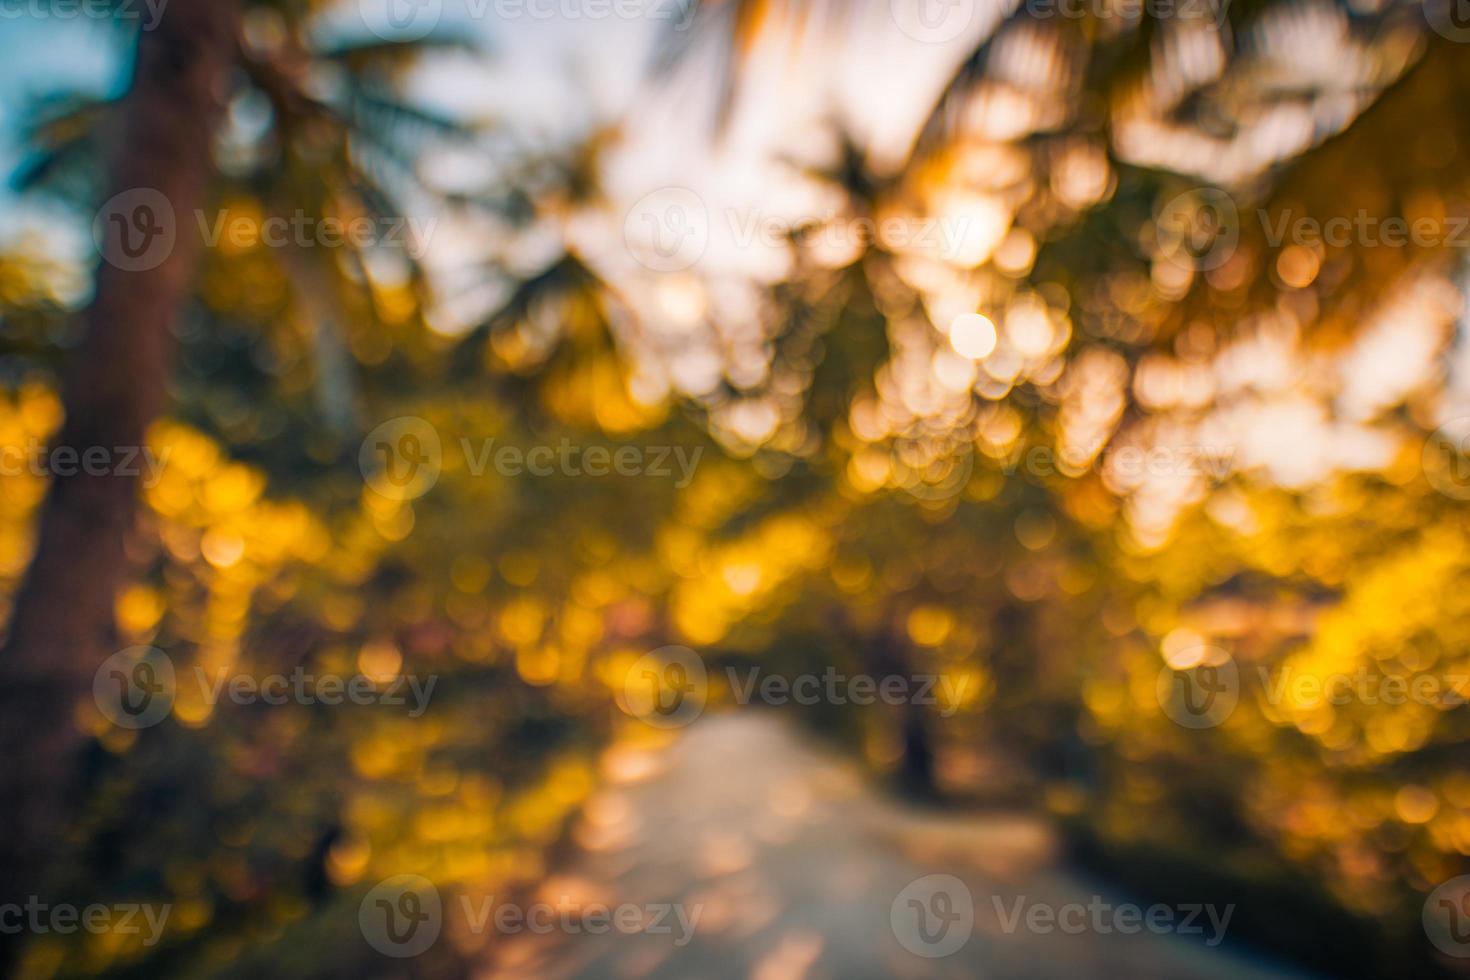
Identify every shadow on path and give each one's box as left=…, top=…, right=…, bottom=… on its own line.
left=478, top=712, right=1319, bottom=980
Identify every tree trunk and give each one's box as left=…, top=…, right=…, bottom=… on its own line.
left=868, top=615, right=939, bottom=801
left=0, top=0, right=238, bottom=960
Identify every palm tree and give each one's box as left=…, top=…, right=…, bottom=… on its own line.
left=0, top=3, right=464, bottom=960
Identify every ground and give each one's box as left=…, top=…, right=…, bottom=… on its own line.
left=477, top=712, right=1320, bottom=980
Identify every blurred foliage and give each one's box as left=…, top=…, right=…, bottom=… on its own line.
left=3, top=0, right=1470, bottom=978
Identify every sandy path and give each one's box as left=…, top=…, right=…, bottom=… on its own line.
left=477, top=712, right=1318, bottom=980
